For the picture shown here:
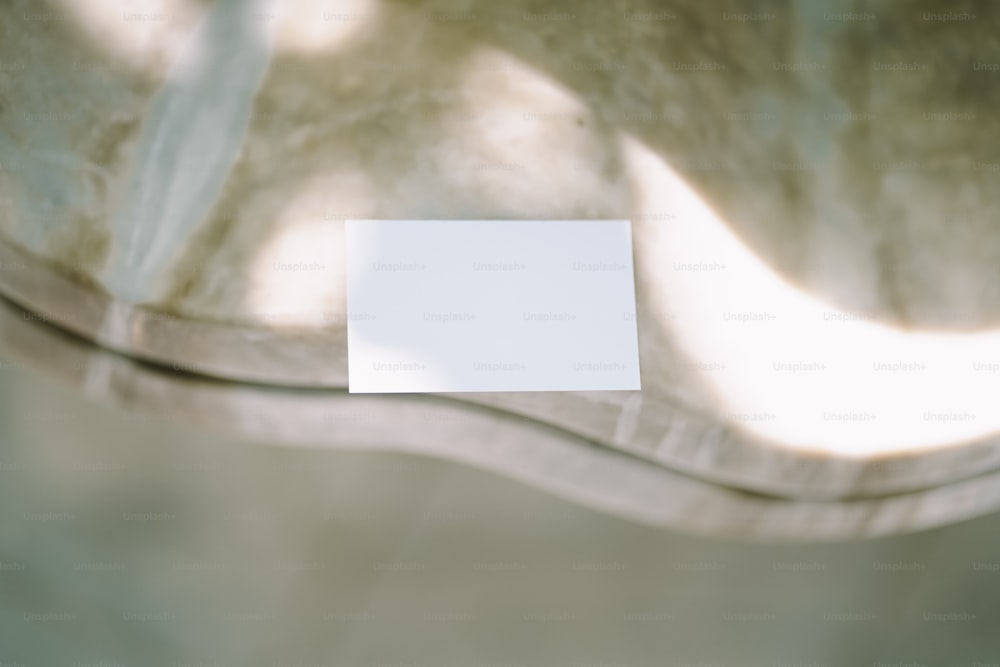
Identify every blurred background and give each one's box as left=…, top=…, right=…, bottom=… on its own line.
left=2, top=358, right=1000, bottom=666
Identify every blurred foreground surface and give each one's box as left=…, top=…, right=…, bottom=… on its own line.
left=1, top=363, right=1000, bottom=665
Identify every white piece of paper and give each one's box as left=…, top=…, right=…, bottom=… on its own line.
left=345, top=220, right=641, bottom=393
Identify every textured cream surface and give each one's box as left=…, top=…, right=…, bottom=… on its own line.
left=2, top=0, right=1000, bottom=495
left=6, top=0, right=998, bottom=324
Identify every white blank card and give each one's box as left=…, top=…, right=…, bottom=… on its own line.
left=345, top=220, right=641, bottom=393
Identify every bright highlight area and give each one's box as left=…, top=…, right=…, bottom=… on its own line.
left=622, top=134, right=1000, bottom=456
